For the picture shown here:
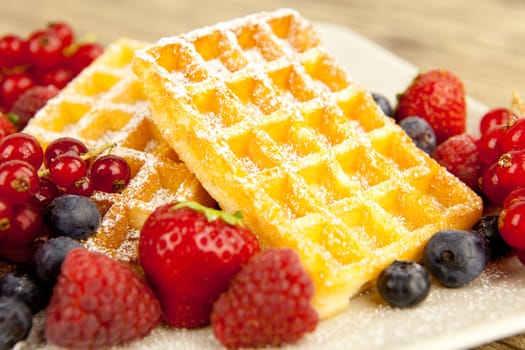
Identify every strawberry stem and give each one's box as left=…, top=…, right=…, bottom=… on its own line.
left=174, top=201, right=244, bottom=226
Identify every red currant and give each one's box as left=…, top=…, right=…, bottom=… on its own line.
left=516, top=248, right=525, bottom=266
left=480, top=162, right=509, bottom=205
left=0, top=72, right=36, bottom=110
left=90, top=154, right=131, bottom=193
left=0, top=199, right=43, bottom=248
left=48, top=22, right=75, bottom=48
left=0, top=197, right=14, bottom=232
left=497, top=150, right=525, bottom=191
left=0, top=160, right=38, bottom=205
left=48, top=152, right=88, bottom=188
left=503, top=186, right=525, bottom=208
left=65, top=175, right=94, bottom=197
left=34, top=176, right=61, bottom=209
left=478, top=124, right=505, bottom=166
left=69, top=43, right=103, bottom=74
left=44, top=136, right=89, bottom=167
left=0, top=132, right=44, bottom=170
left=26, top=30, right=65, bottom=69
left=479, top=107, right=515, bottom=136
left=501, top=118, right=525, bottom=152
left=34, top=66, right=74, bottom=89
left=499, top=200, right=525, bottom=248
left=0, top=34, right=27, bottom=68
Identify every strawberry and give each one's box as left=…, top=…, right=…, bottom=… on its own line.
left=211, top=248, right=319, bottom=349
left=9, top=85, right=59, bottom=130
left=139, top=201, right=260, bottom=328
left=395, top=69, right=466, bottom=143
left=45, top=248, right=161, bottom=349
left=0, top=113, right=17, bottom=141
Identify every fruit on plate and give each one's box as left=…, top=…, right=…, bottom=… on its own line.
left=139, top=201, right=260, bottom=328
left=376, top=260, right=431, bottom=308
left=45, top=247, right=161, bottom=349
left=423, top=229, right=490, bottom=288
left=211, top=248, right=319, bottom=348
left=395, top=69, right=466, bottom=143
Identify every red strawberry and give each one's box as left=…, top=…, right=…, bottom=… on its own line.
left=0, top=113, right=17, bottom=141
left=139, top=201, right=260, bottom=328
left=395, top=69, right=466, bottom=143
left=45, top=248, right=161, bottom=349
left=432, top=133, right=482, bottom=191
left=9, top=85, right=59, bottom=129
left=211, top=248, right=319, bottom=349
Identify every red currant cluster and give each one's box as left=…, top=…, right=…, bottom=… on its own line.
left=477, top=94, right=525, bottom=256
left=0, top=22, right=103, bottom=112
left=0, top=132, right=131, bottom=263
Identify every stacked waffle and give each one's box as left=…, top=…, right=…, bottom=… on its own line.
left=22, top=38, right=215, bottom=267
left=132, top=9, right=483, bottom=318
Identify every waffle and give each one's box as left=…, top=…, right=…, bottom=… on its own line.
left=21, top=38, right=215, bottom=268
left=133, top=9, right=483, bottom=318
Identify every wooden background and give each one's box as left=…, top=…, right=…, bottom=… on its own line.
left=2, top=0, right=524, bottom=349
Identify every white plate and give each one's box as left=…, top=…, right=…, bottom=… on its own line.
left=24, top=22, right=525, bottom=350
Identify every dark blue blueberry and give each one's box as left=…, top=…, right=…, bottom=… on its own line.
left=473, top=215, right=511, bottom=260
left=34, top=236, right=84, bottom=284
left=423, top=229, right=490, bottom=288
left=44, top=194, right=101, bottom=239
left=0, top=296, right=32, bottom=350
left=371, top=92, right=394, bottom=118
left=398, top=116, right=437, bottom=154
left=0, top=268, right=50, bottom=314
left=376, top=260, right=431, bottom=308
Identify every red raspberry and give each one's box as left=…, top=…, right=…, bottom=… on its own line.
left=431, top=133, right=482, bottom=191
left=395, top=69, right=466, bottom=143
left=45, top=248, right=161, bottom=349
left=139, top=201, right=260, bottom=328
left=9, top=85, right=59, bottom=129
left=212, top=248, right=319, bottom=349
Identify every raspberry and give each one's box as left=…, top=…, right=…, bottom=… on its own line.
left=431, top=133, right=482, bottom=191
left=45, top=248, right=161, bottom=349
left=211, top=248, right=319, bottom=349
left=9, top=85, right=59, bottom=129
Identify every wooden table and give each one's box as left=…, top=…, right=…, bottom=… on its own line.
left=2, top=1, right=524, bottom=349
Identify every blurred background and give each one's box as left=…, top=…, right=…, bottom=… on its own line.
left=1, top=0, right=524, bottom=108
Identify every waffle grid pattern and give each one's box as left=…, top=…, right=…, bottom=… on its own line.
left=23, top=38, right=214, bottom=266
left=135, top=9, right=483, bottom=317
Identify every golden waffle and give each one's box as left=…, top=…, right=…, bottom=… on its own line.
left=132, top=9, right=483, bottom=318
left=22, top=38, right=215, bottom=267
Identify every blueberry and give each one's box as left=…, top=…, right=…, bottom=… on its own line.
left=473, top=215, right=511, bottom=260
left=44, top=194, right=101, bottom=239
left=376, top=260, right=431, bottom=308
left=423, top=229, right=490, bottom=288
left=0, top=268, right=50, bottom=314
left=371, top=92, right=394, bottom=118
left=34, top=236, right=84, bottom=283
left=398, top=116, right=437, bottom=154
left=0, top=296, right=32, bottom=350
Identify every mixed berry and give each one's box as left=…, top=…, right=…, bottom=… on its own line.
left=0, top=22, right=103, bottom=115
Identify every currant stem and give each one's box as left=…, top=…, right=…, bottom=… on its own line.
left=512, top=91, right=525, bottom=117
left=37, top=142, right=117, bottom=178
